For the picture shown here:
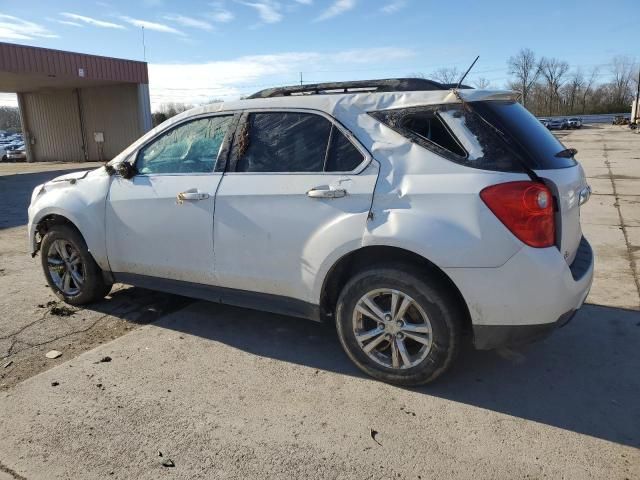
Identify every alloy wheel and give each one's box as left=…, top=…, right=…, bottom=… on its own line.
left=352, top=288, right=433, bottom=369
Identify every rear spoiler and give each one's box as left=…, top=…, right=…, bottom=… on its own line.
left=445, top=89, right=519, bottom=103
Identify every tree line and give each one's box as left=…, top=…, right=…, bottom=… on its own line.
left=415, top=50, right=638, bottom=117
left=0, top=106, right=21, bottom=133
left=504, top=49, right=638, bottom=116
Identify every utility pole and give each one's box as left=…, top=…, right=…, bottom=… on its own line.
left=634, top=66, right=640, bottom=123
left=300, top=72, right=303, bottom=86
left=142, top=26, right=146, bottom=62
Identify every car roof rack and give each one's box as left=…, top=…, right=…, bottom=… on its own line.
left=247, top=78, right=471, bottom=99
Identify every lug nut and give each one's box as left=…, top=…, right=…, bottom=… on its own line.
left=384, top=314, right=392, bottom=321
left=396, top=320, right=403, bottom=327
left=396, top=333, right=404, bottom=340
left=378, top=323, right=385, bottom=330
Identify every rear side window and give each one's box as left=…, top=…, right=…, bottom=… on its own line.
left=399, top=111, right=466, bottom=157
left=371, top=101, right=577, bottom=172
left=236, top=112, right=331, bottom=172
left=371, top=104, right=520, bottom=172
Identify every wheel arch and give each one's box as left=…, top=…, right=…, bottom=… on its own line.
left=319, top=245, right=472, bottom=334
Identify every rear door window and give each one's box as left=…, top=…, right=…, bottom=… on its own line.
left=325, top=127, right=364, bottom=172
left=236, top=112, right=331, bottom=172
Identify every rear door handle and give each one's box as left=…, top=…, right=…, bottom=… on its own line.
left=177, top=190, right=210, bottom=201
left=307, top=187, right=347, bottom=199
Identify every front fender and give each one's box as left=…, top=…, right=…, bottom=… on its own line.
left=28, top=169, right=111, bottom=270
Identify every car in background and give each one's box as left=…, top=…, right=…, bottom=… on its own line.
left=6, top=144, right=26, bottom=161
left=547, top=118, right=568, bottom=130
left=539, top=118, right=550, bottom=128
left=567, top=118, right=582, bottom=129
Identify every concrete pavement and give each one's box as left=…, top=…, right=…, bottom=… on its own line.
left=0, top=126, right=638, bottom=479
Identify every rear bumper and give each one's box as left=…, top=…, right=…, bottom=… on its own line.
left=444, top=236, right=594, bottom=350
left=473, top=309, right=577, bottom=350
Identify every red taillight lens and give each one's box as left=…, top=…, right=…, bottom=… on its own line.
left=480, top=181, right=555, bottom=248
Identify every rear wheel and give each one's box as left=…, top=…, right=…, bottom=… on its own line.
left=335, top=266, right=461, bottom=385
left=40, top=225, right=112, bottom=305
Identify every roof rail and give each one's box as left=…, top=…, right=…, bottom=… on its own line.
left=247, top=78, right=470, bottom=99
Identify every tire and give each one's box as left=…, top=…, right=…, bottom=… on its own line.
left=335, top=266, right=462, bottom=386
left=40, top=224, right=112, bottom=305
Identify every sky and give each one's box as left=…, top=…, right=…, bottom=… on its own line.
left=0, top=0, right=638, bottom=109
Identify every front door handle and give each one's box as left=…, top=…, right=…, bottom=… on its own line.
left=307, top=186, right=347, bottom=199
left=177, top=190, right=210, bottom=201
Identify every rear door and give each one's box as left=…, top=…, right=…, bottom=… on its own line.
left=212, top=109, right=378, bottom=303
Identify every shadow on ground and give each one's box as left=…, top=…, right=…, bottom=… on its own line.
left=0, top=169, right=87, bottom=229
left=147, top=301, right=640, bottom=448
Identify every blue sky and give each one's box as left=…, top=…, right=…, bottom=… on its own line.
left=0, top=0, right=637, bottom=108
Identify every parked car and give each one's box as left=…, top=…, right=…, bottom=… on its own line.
left=27, top=78, right=594, bottom=385
left=567, top=117, right=582, bottom=129
left=547, top=118, right=568, bottom=130
left=539, top=118, right=550, bottom=127
left=6, top=146, right=26, bottom=161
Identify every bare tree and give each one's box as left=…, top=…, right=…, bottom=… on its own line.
left=610, top=56, right=635, bottom=109
left=540, top=57, right=569, bottom=115
left=566, top=69, right=584, bottom=113
left=581, top=67, right=599, bottom=114
left=507, top=48, right=541, bottom=108
left=473, top=77, right=491, bottom=89
left=432, top=67, right=460, bottom=84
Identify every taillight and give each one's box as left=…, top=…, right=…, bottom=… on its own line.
left=480, top=181, right=555, bottom=248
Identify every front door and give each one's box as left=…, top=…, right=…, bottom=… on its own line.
left=106, top=114, right=234, bottom=285
left=213, top=110, right=378, bottom=303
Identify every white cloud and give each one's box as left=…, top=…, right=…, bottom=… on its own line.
left=380, top=0, right=407, bottom=14
left=207, top=1, right=235, bottom=22
left=60, top=13, right=126, bottom=29
left=56, top=20, right=84, bottom=27
left=0, top=14, right=58, bottom=41
left=163, top=14, right=214, bottom=31
left=120, top=16, right=185, bottom=35
left=208, top=10, right=234, bottom=22
left=315, top=0, right=356, bottom=21
left=148, top=47, right=414, bottom=109
left=241, top=1, right=283, bottom=24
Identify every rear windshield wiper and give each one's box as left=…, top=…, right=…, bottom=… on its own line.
left=555, top=148, right=577, bottom=158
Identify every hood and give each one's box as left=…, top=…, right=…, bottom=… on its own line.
left=46, top=167, right=106, bottom=185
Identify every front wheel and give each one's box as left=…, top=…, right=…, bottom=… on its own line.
left=40, top=225, right=112, bottom=305
left=335, top=266, right=461, bottom=386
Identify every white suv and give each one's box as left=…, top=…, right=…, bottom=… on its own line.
left=27, top=79, right=594, bottom=385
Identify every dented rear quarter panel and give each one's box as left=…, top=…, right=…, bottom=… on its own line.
left=28, top=167, right=112, bottom=270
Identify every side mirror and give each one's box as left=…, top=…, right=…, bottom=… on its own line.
left=116, top=162, right=137, bottom=180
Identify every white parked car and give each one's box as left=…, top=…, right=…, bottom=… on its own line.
left=27, top=79, right=594, bottom=385
left=567, top=117, right=583, bottom=129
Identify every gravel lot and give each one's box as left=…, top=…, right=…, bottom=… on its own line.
left=0, top=127, right=638, bottom=479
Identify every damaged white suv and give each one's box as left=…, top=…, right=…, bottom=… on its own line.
left=28, top=79, right=594, bottom=385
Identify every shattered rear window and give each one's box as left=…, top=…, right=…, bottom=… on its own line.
left=370, top=104, right=523, bottom=172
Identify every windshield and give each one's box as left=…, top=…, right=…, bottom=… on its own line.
left=470, top=101, right=577, bottom=169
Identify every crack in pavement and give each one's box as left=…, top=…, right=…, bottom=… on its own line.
left=603, top=138, right=640, bottom=308
left=0, top=460, right=27, bottom=480
left=0, top=303, right=147, bottom=361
